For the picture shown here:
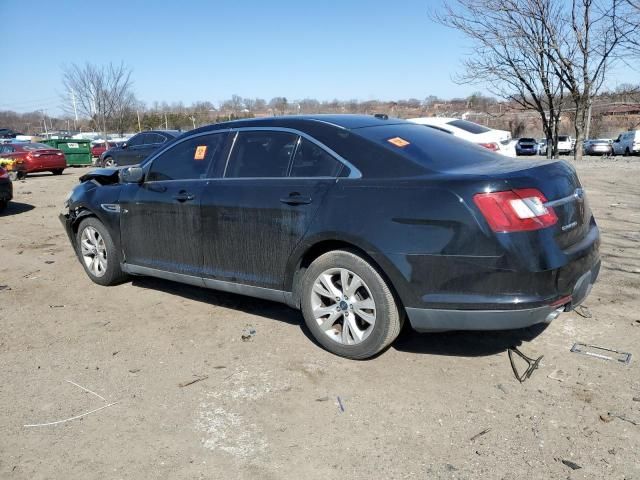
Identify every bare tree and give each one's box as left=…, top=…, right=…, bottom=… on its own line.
left=433, top=0, right=566, bottom=157
left=61, top=62, right=136, bottom=139
left=537, top=0, right=639, bottom=159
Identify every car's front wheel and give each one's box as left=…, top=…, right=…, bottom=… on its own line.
left=301, top=249, right=403, bottom=359
left=75, top=217, right=127, bottom=286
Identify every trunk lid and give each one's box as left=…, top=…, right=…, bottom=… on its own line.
left=449, top=158, right=590, bottom=250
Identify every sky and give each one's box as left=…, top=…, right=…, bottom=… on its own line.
left=0, top=0, right=636, bottom=116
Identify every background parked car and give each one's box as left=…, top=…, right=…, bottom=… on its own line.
left=99, top=130, right=180, bottom=166
left=91, top=141, right=122, bottom=159
left=408, top=117, right=513, bottom=156
left=612, top=130, right=640, bottom=156
left=515, top=137, right=538, bottom=156
left=583, top=138, right=613, bottom=156
left=0, top=142, right=66, bottom=176
left=537, top=139, right=547, bottom=156
left=557, top=135, right=574, bottom=154
left=0, top=156, right=27, bottom=180
left=0, top=166, right=13, bottom=211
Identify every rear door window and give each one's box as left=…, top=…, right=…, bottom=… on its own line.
left=146, top=133, right=166, bottom=145
left=224, top=131, right=297, bottom=178
left=128, top=133, right=147, bottom=147
left=147, top=133, right=225, bottom=181
left=289, top=138, right=342, bottom=177
left=355, top=123, right=501, bottom=171
left=446, top=119, right=490, bottom=134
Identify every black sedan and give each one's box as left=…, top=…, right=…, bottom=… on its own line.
left=99, top=130, right=181, bottom=167
left=60, top=115, right=600, bottom=359
left=0, top=166, right=12, bottom=211
left=515, top=137, right=538, bottom=156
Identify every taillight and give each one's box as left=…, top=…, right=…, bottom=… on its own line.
left=473, top=188, right=558, bottom=232
left=478, top=142, right=499, bottom=151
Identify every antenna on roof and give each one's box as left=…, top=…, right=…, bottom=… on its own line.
left=373, top=113, right=389, bottom=120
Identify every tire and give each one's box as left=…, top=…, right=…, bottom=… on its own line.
left=301, top=249, right=403, bottom=359
left=52, top=169, right=64, bottom=175
left=8, top=171, right=18, bottom=182
left=0, top=200, right=6, bottom=212
left=624, top=148, right=631, bottom=157
left=75, top=217, right=128, bottom=286
left=103, top=157, right=116, bottom=167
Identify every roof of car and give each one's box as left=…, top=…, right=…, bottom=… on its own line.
left=192, top=114, right=407, bottom=134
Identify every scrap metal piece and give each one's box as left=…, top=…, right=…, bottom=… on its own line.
left=570, top=343, right=632, bottom=365
left=508, top=347, right=543, bottom=383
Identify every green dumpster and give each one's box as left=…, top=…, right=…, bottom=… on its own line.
left=43, top=138, right=92, bottom=166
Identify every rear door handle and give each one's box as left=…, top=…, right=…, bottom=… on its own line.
left=280, top=193, right=312, bottom=205
left=173, top=191, right=195, bottom=202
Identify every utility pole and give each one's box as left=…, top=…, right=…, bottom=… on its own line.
left=41, top=109, right=49, bottom=137
left=136, top=110, right=142, bottom=132
left=164, top=112, right=168, bottom=129
left=70, top=89, right=78, bottom=130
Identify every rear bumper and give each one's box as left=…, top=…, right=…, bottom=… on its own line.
left=407, top=260, right=600, bottom=332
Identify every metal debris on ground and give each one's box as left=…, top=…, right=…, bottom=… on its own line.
left=608, top=412, right=639, bottom=426
left=547, top=369, right=569, bottom=382
left=570, top=343, right=632, bottom=365
left=315, top=396, right=329, bottom=402
left=508, top=347, right=543, bottom=383
left=574, top=305, right=592, bottom=318
left=470, top=428, right=491, bottom=442
left=178, top=375, right=209, bottom=388
left=560, top=459, right=582, bottom=470
left=241, top=326, right=257, bottom=341
left=24, top=379, right=117, bottom=428
left=337, top=396, right=345, bottom=412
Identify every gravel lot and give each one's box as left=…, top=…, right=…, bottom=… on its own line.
left=1, top=157, right=639, bottom=479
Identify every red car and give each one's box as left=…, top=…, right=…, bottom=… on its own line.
left=0, top=143, right=66, bottom=176
left=91, top=142, right=118, bottom=158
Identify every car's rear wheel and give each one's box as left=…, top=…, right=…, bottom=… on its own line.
left=625, top=148, right=631, bottom=157
left=103, top=157, right=116, bottom=167
left=8, top=171, right=18, bottom=181
left=301, top=249, right=403, bottom=359
left=76, top=217, right=127, bottom=286
left=52, top=169, right=64, bottom=175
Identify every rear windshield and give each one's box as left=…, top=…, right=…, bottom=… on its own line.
left=355, top=123, right=499, bottom=171
left=22, top=143, right=52, bottom=150
left=558, top=136, right=569, bottom=142
left=519, top=138, right=535, bottom=142
left=446, top=119, right=490, bottom=134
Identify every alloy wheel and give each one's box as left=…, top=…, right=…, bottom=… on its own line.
left=80, top=226, right=107, bottom=277
left=311, top=268, right=376, bottom=345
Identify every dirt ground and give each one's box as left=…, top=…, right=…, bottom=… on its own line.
left=1, top=158, right=639, bottom=480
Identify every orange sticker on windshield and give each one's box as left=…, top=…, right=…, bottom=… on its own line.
left=387, top=136, right=410, bottom=148
left=194, top=145, right=207, bottom=160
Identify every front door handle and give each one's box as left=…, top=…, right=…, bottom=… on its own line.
left=173, top=191, right=195, bottom=202
left=280, top=193, right=312, bottom=205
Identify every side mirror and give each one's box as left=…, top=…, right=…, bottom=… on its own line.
left=120, top=166, right=144, bottom=184
left=121, top=142, right=128, bottom=149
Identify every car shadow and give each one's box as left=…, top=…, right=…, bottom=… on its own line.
left=392, top=321, right=550, bottom=357
left=130, top=276, right=301, bottom=326
left=0, top=201, right=35, bottom=216
left=131, top=276, right=550, bottom=358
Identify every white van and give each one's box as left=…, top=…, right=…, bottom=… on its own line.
left=612, top=130, right=640, bottom=156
